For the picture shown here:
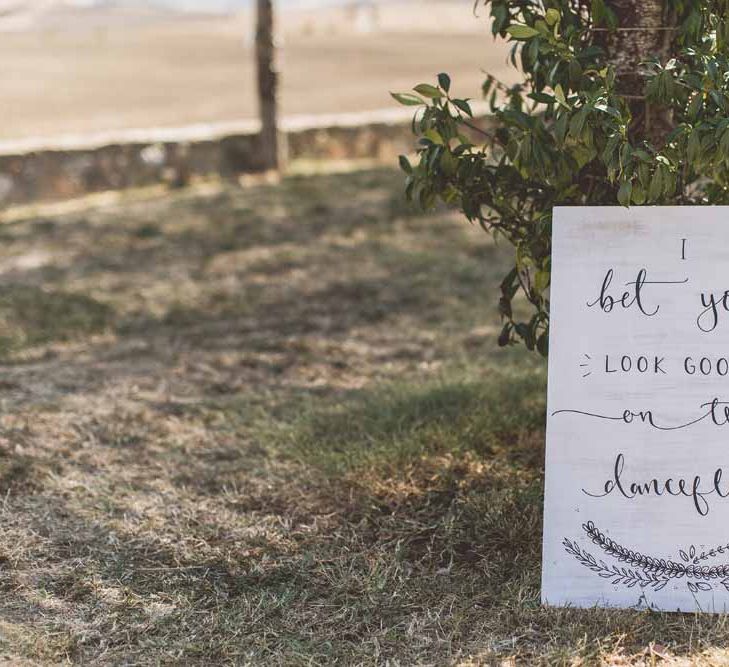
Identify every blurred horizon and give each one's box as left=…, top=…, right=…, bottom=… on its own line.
left=0, top=0, right=455, bottom=23
left=0, top=0, right=512, bottom=143
left=0, top=0, right=477, bottom=33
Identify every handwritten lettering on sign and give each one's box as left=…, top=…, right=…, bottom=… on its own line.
left=542, top=207, right=729, bottom=612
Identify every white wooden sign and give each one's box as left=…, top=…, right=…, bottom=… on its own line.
left=543, top=206, right=729, bottom=612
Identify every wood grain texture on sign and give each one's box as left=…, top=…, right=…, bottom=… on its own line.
left=543, top=206, right=729, bottom=612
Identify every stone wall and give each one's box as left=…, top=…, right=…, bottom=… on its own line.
left=0, top=108, right=493, bottom=207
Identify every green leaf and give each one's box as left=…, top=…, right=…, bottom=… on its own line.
left=545, top=8, right=560, bottom=27
left=601, top=134, right=621, bottom=165
left=390, top=92, right=425, bottom=107
left=648, top=167, right=663, bottom=201
left=617, top=180, right=632, bottom=207
left=594, top=103, right=621, bottom=119
left=398, top=155, right=413, bottom=174
left=440, top=150, right=457, bottom=176
left=568, top=59, right=583, bottom=85
left=534, top=270, right=550, bottom=294
left=619, top=142, right=632, bottom=167
left=413, top=84, right=443, bottom=99
left=576, top=45, right=604, bottom=60
left=569, top=108, right=588, bottom=139
left=687, top=128, right=701, bottom=164
left=423, top=128, right=444, bottom=145
left=506, top=24, right=541, bottom=40
left=661, top=166, right=676, bottom=198
left=437, top=73, right=451, bottom=93
left=554, top=113, right=569, bottom=146
left=687, top=93, right=703, bottom=120
left=529, top=92, right=555, bottom=105
left=500, top=267, right=519, bottom=300
left=554, top=84, right=570, bottom=110
left=498, top=323, right=512, bottom=347
left=591, top=0, right=607, bottom=26
left=515, top=322, right=532, bottom=348
left=491, top=2, right=508, bottom=34
left=631, top=181, right=646, bottom=205
left=638, top=162, right=650, bottom=188
left=533, top=19, right=551, bottom=37
left=452, top=99, right=473, bottom=117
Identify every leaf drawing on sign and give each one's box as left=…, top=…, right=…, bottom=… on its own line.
left=562, top=538, right=670, bottom=591
left=688, top=581, right=713, bottom=593
left=681, top=542, right=729, bottom=565
left=563, top=522, right=729, bottom=594
left=582, top=521, right=729, bottom=581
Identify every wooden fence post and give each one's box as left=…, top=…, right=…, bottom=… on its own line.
left=256, top=0, right=279, bottom=171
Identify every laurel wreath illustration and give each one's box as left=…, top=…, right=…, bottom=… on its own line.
left=563, top=522, right=729, bottom=593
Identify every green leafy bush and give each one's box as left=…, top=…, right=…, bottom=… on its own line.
left=394, top=1, right=727, bottom=355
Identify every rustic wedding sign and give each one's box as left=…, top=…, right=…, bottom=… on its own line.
left=543, top=206, right=729, bottom=612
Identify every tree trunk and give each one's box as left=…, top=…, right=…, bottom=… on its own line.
left=604, top=0, right=673, bottom=144
left=256, top=0, right=279, bottom=171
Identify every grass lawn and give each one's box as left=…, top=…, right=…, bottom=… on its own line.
left=0, top=168, right=727, bottom=664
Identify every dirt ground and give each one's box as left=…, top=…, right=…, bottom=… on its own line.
left=0, top=9, right=517, bottom=143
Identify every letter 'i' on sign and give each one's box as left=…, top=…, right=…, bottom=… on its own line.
left=542, top=206, right=729, bottom=613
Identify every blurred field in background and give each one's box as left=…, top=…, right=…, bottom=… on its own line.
left=0, top=1, right=516, bottom=142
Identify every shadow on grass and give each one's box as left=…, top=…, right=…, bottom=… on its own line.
left=280, top=358, right=547, bottom=474
left=0, top=285, right=114, bottom=358
left=0, top=169, right=503, bottom=377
